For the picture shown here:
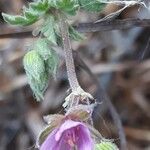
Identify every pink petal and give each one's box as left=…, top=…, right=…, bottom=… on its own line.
left=76, top=125, right=94, bottom=150
left=56, top=135, right=72, bottom=150
left=40, top=120, right=94, bottom=150
left=40, top=128, right=58, bottom=150
left=55, top=120, right=83, bottom=141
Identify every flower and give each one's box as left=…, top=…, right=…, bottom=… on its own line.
left=40, top=119, right=93, bottom=150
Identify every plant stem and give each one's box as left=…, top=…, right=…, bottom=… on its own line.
left=59, top=14, right=80, bottom=92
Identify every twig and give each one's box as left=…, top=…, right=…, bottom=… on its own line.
left=124, top=127, right=150, bottom=142
left=140, top=36, right=150, bottom=60
left=132, top=89, right=150, bottom=118
left=74, top=52, right=127, bottom=150
left=59, top=14, right=80, bottom=92
left=0, top=19, right=150, bottom=39
left=0, top=31, right=32, bottom=39
left=77, top=18, right=150, bottom=32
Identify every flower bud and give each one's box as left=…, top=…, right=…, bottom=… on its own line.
left=66, top=104, right=92, bottom=121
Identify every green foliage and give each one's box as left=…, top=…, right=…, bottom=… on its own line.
left=2, top=13, right=37, bottom=26
left=29, top=0, right=49, bottom=13
left=69, top=26, right=84, bottom=41
left=23, top=38, right=59, bottom=101
left=48, top=0, right=79, bottom=15
left=23, top=50, right=45, bottom=80
left=34, top=38, right=59, bottom=76
left=3, top=0, right=106, bottom=101
left=40, top=15, right=57, bottom=44
left=55, top=0, right=79, bottom=15
left=23, top=50, right=48, bottom=101
left=45, top=49, right=59, bottom=77
left=34, top=38, right=52, bottom=60
left=2, top=0, right=50, bottom=26
left=28, top=73, right=49, bottom=101
left=95, top=141, right=119, bottom=150
left=78, top=0, right=106, bottom=12
left=2, top=0, right=106, bottom=26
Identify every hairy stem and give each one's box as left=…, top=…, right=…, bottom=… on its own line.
left=59, top=14, right=80, bottom=92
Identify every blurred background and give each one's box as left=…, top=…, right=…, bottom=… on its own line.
left=0, top=0, right=150, bottom=149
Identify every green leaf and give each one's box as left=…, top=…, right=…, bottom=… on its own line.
left=34, top=38, right=52, bottom=60
left=47, top=0, right=57, bottom=7
left=78, top=0, right=106, bottom=12
left=24, top=10, right=39, bottom=20
left=69, top=26, right=84, bottom=41
left=23, top=5, right=39, bottom=18
left=23, top=50, right=49, bottom=101
left=23, top=50, right=45, bottom=82
left=49, top=0, right=79, bottom=15
left=29, top=0, right=49, bottom=13
left=28, top=73, right=49, bottom=101
left=2, top=13, right=37, bottom=26
left=2, top=0, right=50, bottom=26
left=41, top=15, right=57, bottom=44
left=60, top=0, right=79, bottom=15
left=95, top=141, right=119, bottom=150
left=45, top=49, right=59, bottom=77
left=23, top=42, right=58, bottom=101
left=24, top=0, right=50, bottom=18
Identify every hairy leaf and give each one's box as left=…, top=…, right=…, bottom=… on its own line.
left=78, top=0, right=106, bottom=12
left=33, top=75, right=48, bottom=100
left=2, top=0, right=50, bottom=26
left=41, top=15, right=57, bottom=44
left=24, top=9, right=39, bottom=20
left=95, top=141, right=119, bottom=150
left=34, top=38, right=52, bottom=60
left=29, top=0, right=49, bottom=13
left=57, top=0, right=79, bottom=15
left=48, top=0, right=79, bottom=15
left=23, top=50, right=49, bottom=101
left=69, top=26, right=84, bottom=41
left=28, top=73, right=49, bottom=101
left=23, top=50, right=45, bottom=80
left=45, top=49, right=59, bottom=77
left=2, top=13, right=37, bottom=26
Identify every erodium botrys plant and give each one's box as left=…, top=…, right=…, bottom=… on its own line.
left=2, top=0, right=123, bottom=149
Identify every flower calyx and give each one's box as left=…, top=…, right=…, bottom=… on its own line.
left=63, top=87, right=95, bottom=109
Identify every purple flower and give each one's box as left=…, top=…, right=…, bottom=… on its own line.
left=40, top=120, right=93, bottom=150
